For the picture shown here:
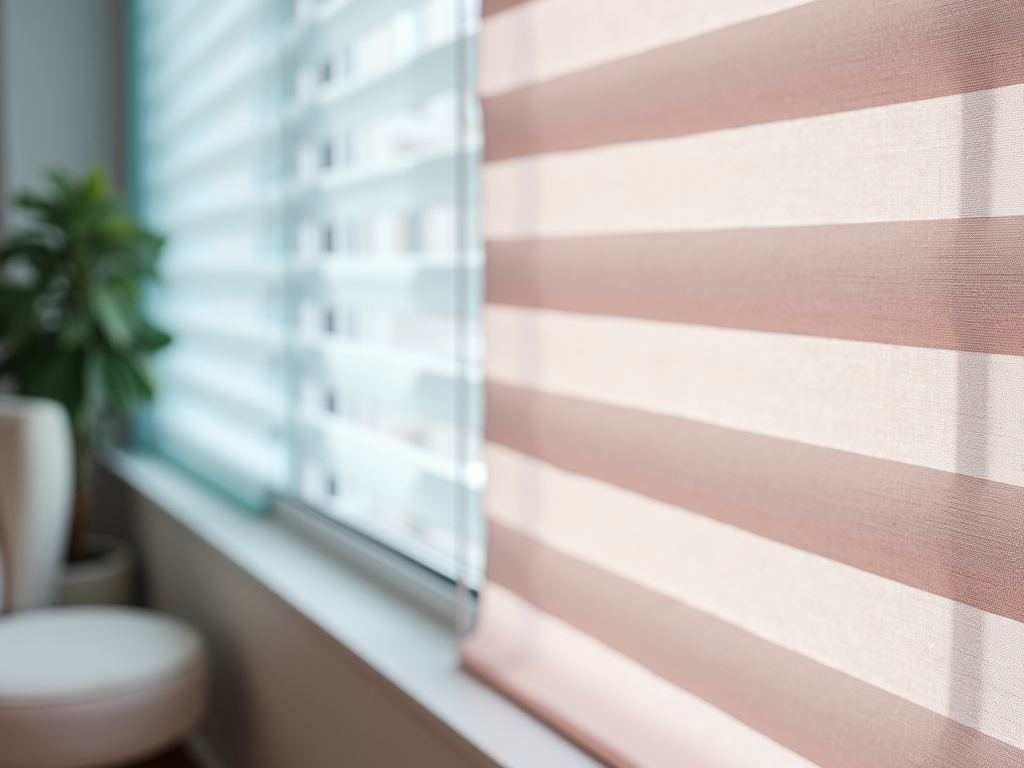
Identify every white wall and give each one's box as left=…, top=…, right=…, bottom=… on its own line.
left=0, top=0, right=125, bottom=232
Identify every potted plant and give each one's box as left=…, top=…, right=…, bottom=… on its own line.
left=0, top=169, right=170, bottom=567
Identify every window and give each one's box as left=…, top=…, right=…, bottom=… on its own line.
left=134, top=0, right=484, bottom=585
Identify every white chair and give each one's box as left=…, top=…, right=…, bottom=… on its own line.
left=0, top=397, right=207, bottom=768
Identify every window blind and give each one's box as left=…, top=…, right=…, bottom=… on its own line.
left=462, top=1, right=1024, bottom=766
left=136, top=0, right=484, bottom=582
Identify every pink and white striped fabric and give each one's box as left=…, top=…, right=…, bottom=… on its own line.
left=461, top=1, right=1024, bottom=766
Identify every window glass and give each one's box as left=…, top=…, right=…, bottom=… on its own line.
left=135, top=0, right=484, bottom=584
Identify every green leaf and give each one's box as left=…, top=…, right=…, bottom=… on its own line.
left=135, top=322, right=173, bottom=351
left=56, top=307, right=93, bottom=349
left=85, top=346, right=153, bottom=415
left=0, top=285, right=43, bottom=346
left=88, top=281, right=134, bottom=348
left=1, top=167, right=172, bottom=442
left=1, top=339, right=85, bottom=419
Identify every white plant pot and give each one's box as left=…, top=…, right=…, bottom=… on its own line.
left=59, top=534, right=136, bottom=606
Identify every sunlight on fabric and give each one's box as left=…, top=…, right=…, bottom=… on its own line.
left=466, top=1, right=1024, bottom=766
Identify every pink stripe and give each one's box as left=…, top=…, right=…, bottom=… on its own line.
left=462, top=626, right=719, bottom=768
left=478, top=523, right=1024, bottom=768
left=486, top=382, right=1024, bottom=624
left=483, top=0, right=1024, bottom=160
left=481, top=0, right=531, bottom=17
left=486, top=217, right=1024, bottom=356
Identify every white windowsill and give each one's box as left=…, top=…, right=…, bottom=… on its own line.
left=109, top=452, right=601, bottom=768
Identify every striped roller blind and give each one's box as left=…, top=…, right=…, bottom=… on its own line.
left=462, top=1, right=1024, bottom=766
left=136, top=0, right=484, bottom=581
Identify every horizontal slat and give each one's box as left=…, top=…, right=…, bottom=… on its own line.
left=155, top=148, right=475, bottom=231
left=140, top=0, right=210, bottom=64
left=153, top=399, right=288, bottom=504
left=485, top=217, right=1024, bottom=355
left=317, top=500, right=481, bottom=582
left=485, top=382, right=1024, bottom=623
left=147, top=185, right=283, bottom=231
left=306, top=256, right=486, bottom=275
left=484, top=84, right=1024, bottom=238
left=287, top=38, right=470, bottom=131
left=156, top=311, right=287, bottom=348
left=300, top=338, right=482, bottom=425
left=287, top=0, right=423, bottom=46
left=147, top=115, right=278, bottom=188
left=155, top=225, right=282, bottom=261
left=156, top=357, right=288, bottom=425
left=474, top=525, right=1024, bottom=768
left=144, top=0, right=263, bottom=100
left=298, top=262, right=483, bottom=314
left=145, top=42, right=278, bottom=143
left=157, top=436, right=274, bottom=511
left=292, top=149, right=480, bottom=217
left=487, top=442, right=1024, bottom=749
left=162, top=260, right=283, bottom=282
left=153, top=341, right=282, bottom=376
left=164, top=259, right=483, bottom=301
left=312, top=144, right=477, bottom=193
left=480, top=0, right=816, bottom=97
left=299, top=417, right=482, bottom=526
left=311, top=416, right=467, bottom=482
left=483, top=0, right=1024, bottom=160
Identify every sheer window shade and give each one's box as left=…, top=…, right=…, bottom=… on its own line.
left=462, top=1, right=1024, bottom=767
left=137, top=0, right=484, bottom=582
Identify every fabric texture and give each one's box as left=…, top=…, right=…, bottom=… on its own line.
left=462, top=1, right=1024, bottom=766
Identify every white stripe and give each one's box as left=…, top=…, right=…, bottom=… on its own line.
left=483, top=85, right=1024, bottom=237
left=485, top=305, right=1024, bottom=487
left=479, top=0, right=818, bottom=97
left=486, top=443, right=1024, bottom=750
